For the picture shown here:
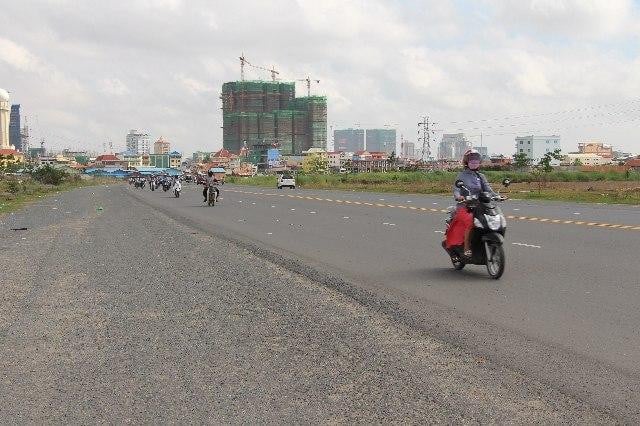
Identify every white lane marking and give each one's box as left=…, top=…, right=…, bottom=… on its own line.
left=237, top=219, right=246, bottom=222
left=432, top=202, right=438, bottom=205
left=343, top=216, right=350, bottom=219
left=267, top=232, right=273, bottom=235
left=379, top=198, right=385, bottom=201
left=382, top=222, right=396, bottom=226
left=513, top=208, right=520, bottom=211
left=271, top=205, right=275, bottom=208
left=290, top=208, right=296, bottom=211
left=238, top=200, right=243, bottom=203
left=309, top=211, right=317, bottom=214
left=512, top=242, right=541, bottom=249
left=573, top=212, right=581, bottom=215
left=252, top=202, right=256, bottom=205
left=434, top=230, right=445, bottom=234
left=407, top=200, right=412, bottom=203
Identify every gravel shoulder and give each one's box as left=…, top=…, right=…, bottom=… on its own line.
left=0, top=185, right=616, bottom=423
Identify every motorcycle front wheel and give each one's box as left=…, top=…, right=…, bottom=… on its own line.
left=486, top=244, right=505, bottom=279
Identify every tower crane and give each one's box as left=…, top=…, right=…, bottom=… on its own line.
left=297, top=77, right=320, bottom=97
left=239, top=54, right=280, bottom=81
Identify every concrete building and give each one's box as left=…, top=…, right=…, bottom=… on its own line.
left=334, top=128, right=364, bottom=152
left=475, top=146, right=489, bottom=161
left=148, top=153, right=170, bottom=169
left=0, top=88, right=10, bottom=149
left=400, top=141, right=415, bottom=159
left=578, top=142, right=612, bottom=159
left=564, top=153, right=612, bottom=166
left=222, top=81, right=327, bottom=155
left=365, top=129, right=396, bottom=154
left=327, top=151, right=353, bottom=170
left=125, top=129, right=150, bottom=155
left=439, top=134, right=470, bottom=160
left=154, top=136, right=171, bottom=154
left=515, top=135, right=562, bottom=163
left=169, top=151, right=182, bottom=169
left=9, top=105, right=21, bottom=151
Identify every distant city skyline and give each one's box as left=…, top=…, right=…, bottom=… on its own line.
left=1, top=1, right=639, bottom=155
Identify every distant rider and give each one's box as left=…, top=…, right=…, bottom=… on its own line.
left=202, top=170, right=220, bottom=202
left=446, top=149, right=497, bottom=258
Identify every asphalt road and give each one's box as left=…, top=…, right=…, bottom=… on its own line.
left=127, top=182, right=640, bottom=419
left=0, top=183, right=637, bottom=422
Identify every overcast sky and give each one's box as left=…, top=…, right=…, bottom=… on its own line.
left=1, top=0, right=639, bottom=156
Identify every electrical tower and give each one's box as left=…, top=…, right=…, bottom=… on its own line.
left=417, top=116, right=436, bottom=161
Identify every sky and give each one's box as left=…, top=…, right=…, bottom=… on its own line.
left=1, top=0, right=639, bottom=157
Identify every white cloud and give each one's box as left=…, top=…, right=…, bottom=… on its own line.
left=491, top=0, right=638, bottom=39
left=0, top=37, right=43, bottom=72
left=100, top=78, right=130, bottom=96
left=0, top=1, right=639, bottom=154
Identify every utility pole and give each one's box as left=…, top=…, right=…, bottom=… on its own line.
left=417, top=116, right=436, bottom=161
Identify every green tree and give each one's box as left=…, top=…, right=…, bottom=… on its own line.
left=513, top=152, right=532, bottom=171
left=388, top=151, right=397, bottom=165
left=572, top=158, right=583, bottom=166
left=302, top=154, right=329, bottom=174
left=537, top=149, right=564, bottom=173
left=532, top=149, right=564, bottom=192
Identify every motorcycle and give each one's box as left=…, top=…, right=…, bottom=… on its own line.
left=174, top=184, right=181, bottom=198
left=206, top=186, right=216, bottom=206
left=442, top=179, right=510, bottom=279
left=162, top=182, right=171, bottom=192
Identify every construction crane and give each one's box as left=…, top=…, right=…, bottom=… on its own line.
left=239, top=54, right=279, bottom=81
left=297, top=77, right=320, bottom=97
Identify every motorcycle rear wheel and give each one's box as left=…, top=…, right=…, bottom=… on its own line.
left=451, top=254, right=465, bottom=270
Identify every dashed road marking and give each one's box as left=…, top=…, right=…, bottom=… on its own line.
left=225, top=189, right=640, bottom=232
left=513, top=242, right=542, bottom=248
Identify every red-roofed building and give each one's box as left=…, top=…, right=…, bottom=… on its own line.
left=0, top=148, right=24, bottom=165
left=95, top=154, right=126, bottom=168
left=626, top=157, right=640, bottom=170
left=206, top=149, right=240, bottom=169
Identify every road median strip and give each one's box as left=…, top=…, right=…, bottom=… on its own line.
left=226, top=189, right=640, bottom=231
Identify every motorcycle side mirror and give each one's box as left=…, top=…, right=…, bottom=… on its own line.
left=502, top=178, right=511, bottom=187
left=455, top=180, right=465, bottom=189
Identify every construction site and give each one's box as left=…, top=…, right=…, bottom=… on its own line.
left=221, top=56, right=327, bottom=160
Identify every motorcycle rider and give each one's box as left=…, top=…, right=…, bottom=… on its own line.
left=447, top=149, right=497, bottom=258
left=202, top=170, right=220, bottom=202
left=173, top=177, right=182, bottom=193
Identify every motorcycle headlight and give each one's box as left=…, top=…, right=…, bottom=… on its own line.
left=485, top=214, right=502, bottom=230
left=474, top=217, right=483, bottom=228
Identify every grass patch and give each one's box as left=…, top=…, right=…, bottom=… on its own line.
left=227, top=171, right=640, bottom=205
left=0, top=175, right=118, bottom=215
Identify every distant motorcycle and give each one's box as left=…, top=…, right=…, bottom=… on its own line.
left=442, top=179, right=510, bottom=279
left=162, top=182, right=171, bottom=192
left=174, top=184, right=181, bottom=198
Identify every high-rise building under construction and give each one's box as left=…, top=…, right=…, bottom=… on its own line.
left=221, top=81, right=327, bottom=155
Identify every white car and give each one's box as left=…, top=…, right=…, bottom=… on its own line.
left=277, top=174, right=296, bottom=189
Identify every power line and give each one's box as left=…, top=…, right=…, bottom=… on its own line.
left=444, top=97, right=640, bottom=126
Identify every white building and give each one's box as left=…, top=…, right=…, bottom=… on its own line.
left=0, top=88, right=10, bottom=149
left=126, top=129, right=150, bottom=155
left=515, top=135, right=562, bottom=164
